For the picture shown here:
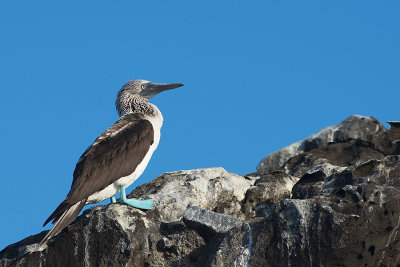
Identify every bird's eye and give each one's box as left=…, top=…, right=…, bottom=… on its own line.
left=141, top=84, right=145, bottom=89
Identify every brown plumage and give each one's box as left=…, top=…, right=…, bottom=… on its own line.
left=40, top=114, right=154, bottom=245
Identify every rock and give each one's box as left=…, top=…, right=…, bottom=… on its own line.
left=213, top=120, right=400, bottom=266
left=2, top=116, right=400, bottom=266
left=0, top=168, right=254, bottom=267
left=183, top=204, right=243, bottom=236
left=208, top=223, right=255, bottom=267
left=129, top=167, right=255, bottom=221
left=0, top=204, right=218, bottom=267
left=1, top=204, right=161, bottom=266
left=242, top=171, right=299, bottom=218
left=257, top=115, right=386, bottom=173
left=243, top=178, right=400, bottom=266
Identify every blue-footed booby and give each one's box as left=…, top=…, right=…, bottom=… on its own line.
left=39, top=79, right=183, bottom=246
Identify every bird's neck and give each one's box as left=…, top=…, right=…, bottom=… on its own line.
left=116, top=93, right=160, bottom=118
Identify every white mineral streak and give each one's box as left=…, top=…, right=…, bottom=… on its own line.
left=279, top=199, right=314, bottom=267
left=229, top=223, right=253, bottom=267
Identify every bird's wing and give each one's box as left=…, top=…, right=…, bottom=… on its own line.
left=44, top=113, right=154, bottom=226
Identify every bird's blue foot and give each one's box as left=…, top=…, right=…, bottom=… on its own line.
left=110, top=196, right=116, bottom=203
left=120, top=185, right=153, bottom=210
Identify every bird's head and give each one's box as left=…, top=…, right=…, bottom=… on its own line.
left=120, top=79, right=184, bottom=101
left=116, top=79, right=184, bottom=116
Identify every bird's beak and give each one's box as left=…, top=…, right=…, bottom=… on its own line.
left=148, top=82, right=184, bottom=93
left=140, top=82, right=184, bottom=99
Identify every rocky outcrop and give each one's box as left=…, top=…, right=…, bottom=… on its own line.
left=236, top=122, right=400, bottom=266
left=128, top=168, right=255, bottom=222
left=257, top=115, right=386, bottom=173
left=1, top=117, right=400, bottom=267
left=242, top=171, right=299, bottom=218
left=0, top=168, right=255, bottom=267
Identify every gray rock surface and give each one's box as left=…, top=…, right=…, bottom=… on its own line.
left=242, top=122, right=400, bottom=266
left=183, top=203, right=243, bottom=235
left=257, top=115, right=386, bottom=173
left=242, top=171, right=299, bottom=218
left=1, top=115, right=400, bottom=267
left=0, top=168, right=254, bottom=267
left=128, top=168, right=255, bottom=222
left=129, top=167, right=255, bottom=222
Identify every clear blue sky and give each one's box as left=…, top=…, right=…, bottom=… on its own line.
left=1, top=1, right=399, bottom=250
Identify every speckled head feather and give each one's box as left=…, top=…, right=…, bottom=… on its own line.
left=116, top=80, right=149, bottom=116
left=120, top=79, right=150, bottom=95
left=116, top=79, right=184, bottom=117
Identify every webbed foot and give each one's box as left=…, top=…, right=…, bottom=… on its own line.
left=119, top=185, right=153, bottom=210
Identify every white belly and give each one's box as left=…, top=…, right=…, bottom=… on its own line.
left=87, top=110, right=162, bottom=203
left=86, top=143, right=158, bottom=203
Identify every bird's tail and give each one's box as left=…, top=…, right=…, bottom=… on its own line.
left=39, top=198, right=87, bottom=247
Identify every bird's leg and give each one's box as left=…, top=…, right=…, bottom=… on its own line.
left=119, top=185, right=153, bottom=210
left=110, top=196, right=117, bottom=203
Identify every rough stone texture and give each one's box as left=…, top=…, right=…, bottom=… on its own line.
left=221, top=122, right=400, bottom=267
left=129, top=167, right=255, bottom=222
left=2, top=116, right=400, bottom=267
left=242, top=171, right=299, bottom=218
left=183, top=204, right=243, bottom=235
left=0, top=168, right=254, bottom=267
left=257, top=115, right=386, bottom=173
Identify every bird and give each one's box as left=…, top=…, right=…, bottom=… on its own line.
left=38, top=79, right=184, bottom=246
